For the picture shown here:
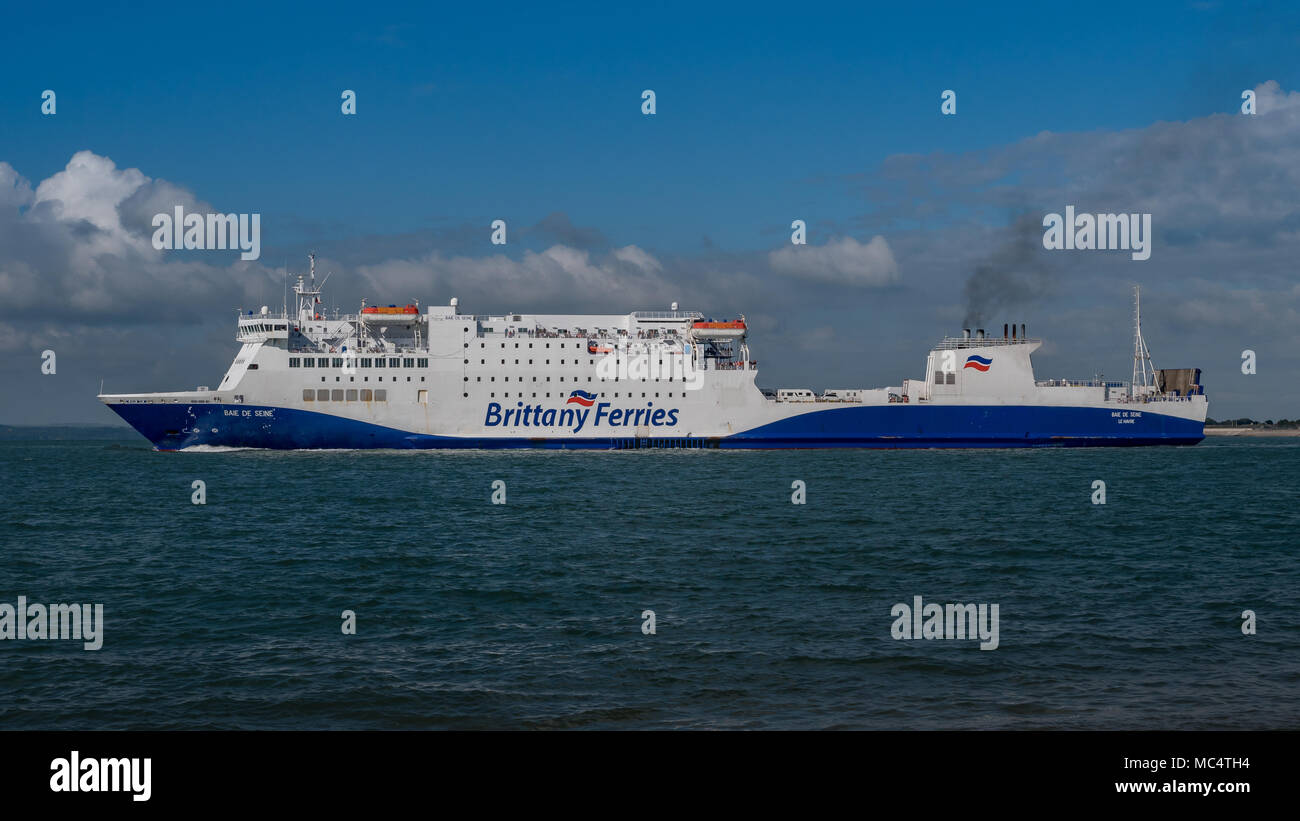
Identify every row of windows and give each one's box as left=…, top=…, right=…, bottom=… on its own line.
left=468, top=340, right=585, bottom=349
left=320, top=376, right=423, bottom=382
left=467, top=358, right=671, bottom=367
left=303, top=389, right=388, bottom=402
left=289, top=357, right=428, bottom=368
left=465, top=375, right=684, bottom=383
left=241, top=323, right=287, bottom=334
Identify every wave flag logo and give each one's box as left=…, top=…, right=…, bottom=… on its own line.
left=964, top=355, right=992, bottom=372
left=566, top=390, right=597, bottom=407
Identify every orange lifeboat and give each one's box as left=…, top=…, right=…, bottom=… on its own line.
left=692, top=320, right=746, bottom=330
left=361, top=304, right=419, bottom=315
left=690, top=319, right=747, bottom=340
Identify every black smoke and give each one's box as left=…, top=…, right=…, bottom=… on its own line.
left=962, top=213, right=1054, bottom=329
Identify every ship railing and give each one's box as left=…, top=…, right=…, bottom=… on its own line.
left=1037, top=379, right=1128, bottom=388
left=632, top=310, right=704, bottom=320
left=1115, top=394, right=1200, bottom=403
left=288, top=346, right=426, bottom=355
left=936, top=337, right=1041, bottom=349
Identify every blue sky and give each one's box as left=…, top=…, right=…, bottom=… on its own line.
left=2, top=1, right=1299, bottom=422
left=6, top=1, right=1294, bottom=250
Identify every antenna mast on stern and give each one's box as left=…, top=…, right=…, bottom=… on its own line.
left=1131, top=285, right=1157, bottom=395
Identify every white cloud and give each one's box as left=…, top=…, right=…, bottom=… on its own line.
left=0, top=163, right=34, bottom=209
left=768, top=235, right=899, bottom=286
left=0, top=151, right=279, bottom=320
left=612, top=244, right=662, bottom=272
left=1254, top=80, right=1300, bottom=115
left=357, top=244, right=676, bottom=310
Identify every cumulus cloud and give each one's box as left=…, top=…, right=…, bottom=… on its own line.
left=768, top=235, right=899, bottom=286
left=356, top=244, right=675, bottom=312
left=1254, top=79, right=1300, bottom=114
left=0, top=164, right=34, bottom=209
left=0, top=151, right=279, bottom=321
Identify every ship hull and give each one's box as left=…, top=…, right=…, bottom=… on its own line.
left=105, top=401, right=1205, bottom=450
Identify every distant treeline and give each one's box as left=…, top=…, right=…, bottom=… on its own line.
left=1206, top=418, right=1298, bottom=427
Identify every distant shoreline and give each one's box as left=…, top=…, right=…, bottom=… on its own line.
left=1204, top=427, right=1300, bottom=437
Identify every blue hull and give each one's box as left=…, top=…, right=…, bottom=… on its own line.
left=105, top=402, right=1205, bottom=450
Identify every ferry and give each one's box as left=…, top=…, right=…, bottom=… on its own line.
left=99, top=258, right=1207, bottom=449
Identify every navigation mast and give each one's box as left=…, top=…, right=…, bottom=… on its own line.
left=1131, top=285, right=1156, bottom=393
left=293, top=253, right=324, bottom=321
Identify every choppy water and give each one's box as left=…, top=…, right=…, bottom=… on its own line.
left=1, top=436, right=1297, bottom=729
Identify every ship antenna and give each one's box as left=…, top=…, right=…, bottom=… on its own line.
left=1131, top=285, right=1156, bottom=392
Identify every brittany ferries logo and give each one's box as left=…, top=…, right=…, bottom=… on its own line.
left=963, top=355, right=992, bottom=372
left=485, top=399, right=680, bottom=433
